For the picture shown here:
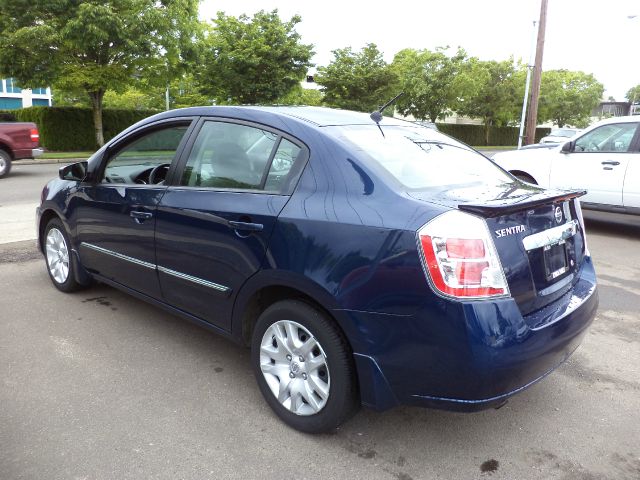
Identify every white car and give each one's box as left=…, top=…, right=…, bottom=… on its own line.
left=539, top=127, right=582, bottom=144
left=493, top=116, right=640, bottom=214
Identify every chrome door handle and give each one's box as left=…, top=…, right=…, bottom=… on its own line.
left=130, top=210, right=153, bottom=223
left=601, top=161, right=620, bottom=166
left=228, top=220, right=263, bottom=232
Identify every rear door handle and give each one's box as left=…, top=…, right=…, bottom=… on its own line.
left=130, top=210, right=153, bottom=223
left=228, top=220, right=264, bottom=232
left=601, top=161, right=620, bottom=166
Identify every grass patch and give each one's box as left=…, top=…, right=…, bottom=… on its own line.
left=40, top=151, right=95, bottom=159
left=473, top=146, right=516, bottom=150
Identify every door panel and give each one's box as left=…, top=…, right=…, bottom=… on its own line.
left=155, top=190, right=288, bottom=328
left=623, top=156, right=640, bottom=208
left=76, top=186, right=164, bottom=297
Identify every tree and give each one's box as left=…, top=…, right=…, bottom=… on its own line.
left=538, top=70, right=604, bottom=128
left=0, top=0, right=200, bottom=147
left=277, top=85, right=323, bottom=106
left=626, top=85, right=640, bottom=104
left=198, top=10, right=313, bottom=105
left=392, top=47, right=466, bottom=122
left=456, top=58, right=524, bottom=145
left=316, top=43, right=397, bottom=112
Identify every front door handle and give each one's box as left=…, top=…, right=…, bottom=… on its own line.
left=228, top=220, right=264, bottom=232
left=601, top=161, right=620, bottom=166
left=130, top=210, right=153, bottom=223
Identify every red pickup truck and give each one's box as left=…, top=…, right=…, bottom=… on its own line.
left=0, top=122, right=44, bottom=178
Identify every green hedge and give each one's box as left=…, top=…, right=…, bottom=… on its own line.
left=435, top=123, right=551, bottom=146
left=1, top=106, right=551, bottom=149
left=1, top=107, right=158, bottom=151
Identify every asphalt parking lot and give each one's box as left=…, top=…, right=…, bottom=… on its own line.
left=1, top=163, right=639, bottom=479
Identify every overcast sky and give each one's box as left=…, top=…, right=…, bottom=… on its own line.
left=199, top=0, right=640, bottom=101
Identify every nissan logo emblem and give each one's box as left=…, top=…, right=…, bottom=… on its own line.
left=554, top=206, right=563, bottom=224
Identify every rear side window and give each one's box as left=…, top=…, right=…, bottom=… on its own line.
left=180, top=121, right=302, bottom=192
left=335, top=125, right=511, bottom=189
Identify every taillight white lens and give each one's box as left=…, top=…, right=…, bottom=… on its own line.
left=417, top=210, right=509, bottom=299
left=573, top=198, right=589, bottom=256
left=30, top=128, right=39, bottom=142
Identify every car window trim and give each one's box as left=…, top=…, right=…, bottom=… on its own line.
left=170, top=116, right=310, bottom=195
left=96, top=117, right=198, bottom=186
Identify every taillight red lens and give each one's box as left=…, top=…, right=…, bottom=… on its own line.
left=446, top=238, right=485, bottom=258
left=456, top=261, right=489, bottom=285
left=30, top=128, right=39, bottom=142
left=417, top=211, right=509, bottom=299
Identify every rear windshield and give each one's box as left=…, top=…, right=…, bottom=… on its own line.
left=333, top=124, right=512, bottom=189
left=550, top=128, right=577, bottom=137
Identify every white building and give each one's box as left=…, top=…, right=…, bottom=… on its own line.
left=0, top=78, right=52, bottom=109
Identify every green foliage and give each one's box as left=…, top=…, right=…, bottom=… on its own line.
left=0, top=112, right=17, bottom=122
left=276, top=85, right=323, bottom=106
left=455, top=58, right=523, bottom=125
left=7, top=107, right=156, bottom=150
left=0, top=0, right=200, bottom=146
left=316, top=43, right=398, bottom=112
left=539, top=70, right=604, bottom=128
left=455, top=58, right=524, bottom=144
left=198, top=10, right=313, bottom=104
left=626, top=85, right=640, bottom=103
left=392, top=47, right=466, bottom=122
left=437, top=123, right=550, bottom=146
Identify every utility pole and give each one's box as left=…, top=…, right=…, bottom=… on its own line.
left=518, top=20, right=537, bottom=149
left=524, top=0, right=548, bottom=145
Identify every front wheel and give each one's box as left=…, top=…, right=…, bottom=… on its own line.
left=0, top=149, right=12, bottom=179
left=251, top=300, right=359, bottom=433
left=44, top=218, right=83, bottom=293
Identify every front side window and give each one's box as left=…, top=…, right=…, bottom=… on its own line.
left=574, top=123, right=638, bottom=153
left=180, top=121, right=301, bottom=191
left=102, top=125, right=189, bottom=184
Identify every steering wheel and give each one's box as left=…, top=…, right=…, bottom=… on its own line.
left=148, top=163, right=171, bottom=184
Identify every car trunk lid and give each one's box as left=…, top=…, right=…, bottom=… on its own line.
left=409, top=181, right=588, bottom=315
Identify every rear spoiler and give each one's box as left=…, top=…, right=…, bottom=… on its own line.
left=458, top=190, right=586, bottom=217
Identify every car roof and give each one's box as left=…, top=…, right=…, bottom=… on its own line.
left=593, top=115, right=640, bottom=126
left=157, top=105, right=411, bottom=127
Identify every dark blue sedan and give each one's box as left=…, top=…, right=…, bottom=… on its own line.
left=37, top=107, right=598, bottom=433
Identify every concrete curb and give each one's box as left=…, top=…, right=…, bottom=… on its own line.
left=13, top=158, right=88, bottom=166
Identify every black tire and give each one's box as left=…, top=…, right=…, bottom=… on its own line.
left=0, top=149, right=12, bottom=179
left=43, top=218, right=83, bottom=293
left=251, top=300, right=360, bottom=433
left=512, top=172, right=537, bottom=184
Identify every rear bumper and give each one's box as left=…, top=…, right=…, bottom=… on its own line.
left=342, top=257, right=598, bottom=411
left=13, top=147, right=43, bottom=160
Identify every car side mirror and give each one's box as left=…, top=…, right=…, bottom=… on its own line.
left=561, top=141, right=574, bottom=154
left=59, top=161, right=88, bottom=181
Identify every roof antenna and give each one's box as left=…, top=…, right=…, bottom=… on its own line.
left=370, top=92, right=404, bottom=124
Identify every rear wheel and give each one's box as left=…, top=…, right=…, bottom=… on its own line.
left=251, top=300, right=359, bottom=433
left=44, top=218, right=82, bottom=293
left=0, top=149, right=12, bottom=179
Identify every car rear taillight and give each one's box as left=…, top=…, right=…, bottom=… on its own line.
left=417, top=210, right=509, bottom=299
left=573, top=198, right=589, bottom=256
left=30, top=128, right=39, bottom=142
